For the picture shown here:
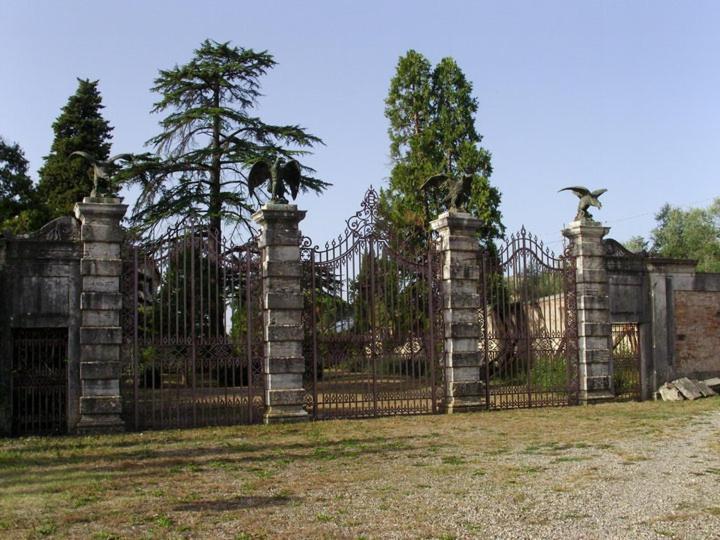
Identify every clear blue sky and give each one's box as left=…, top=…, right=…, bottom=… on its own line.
left=2, top=0, right=719, bottom=249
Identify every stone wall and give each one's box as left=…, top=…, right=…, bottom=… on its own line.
left=0, top=217, right=82, bottom=435
left=603, top=238, right=720, bottom=397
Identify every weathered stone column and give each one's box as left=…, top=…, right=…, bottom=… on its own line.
left=74, top=196, right=128, bottom=433
left=431, top=211, right=483, bottom=413
left=252, top=203, right=308, bottom=424
left=563, top=219, right=614, bottom=403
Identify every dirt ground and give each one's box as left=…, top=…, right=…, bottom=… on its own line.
left=1, top=398, right=719, bottom=539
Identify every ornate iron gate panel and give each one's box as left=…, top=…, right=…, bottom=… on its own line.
left=10, top=328, right=67, bottom=435
left=612, top=323, right=641, bottom=400
left=480, top=228, right=579, bottom=409
left=301, top=188, right=443, bottom=419
left=121, top=225, right=264, bottom=430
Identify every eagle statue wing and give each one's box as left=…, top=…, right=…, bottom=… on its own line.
left=421, top=174, right=449, bottom=192
left=559, top=186, right=591, bottom=198
left=248, top=160, right=271, bottom=197
left=107, top=153, right=134, bottom=164
left=281, top=159, right=302, bottom=201
left=70, top=151, right=96, bottom=164
left=591, top=188, right=607, bottom=198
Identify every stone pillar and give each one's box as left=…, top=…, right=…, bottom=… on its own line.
left=431, top=211, right=483, bottom=413
left=252, top=203, right=308, bottom=424
left=74, top=196, right=127, bottom=433
left=563, top=219, right=614, bottom=403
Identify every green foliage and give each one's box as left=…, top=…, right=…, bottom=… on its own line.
left=530, top=356, right=568, bottom=391
left=128, top=40, right=328, bottom=239
left=623, top=235, right=649, bottom=254
left=650, top=200, right=720, bottom=272
left=381, top=50, right=503, bottom=246
left=0, top=138, right=41, bottom=233
left=37, top=78, right=113, bottom=220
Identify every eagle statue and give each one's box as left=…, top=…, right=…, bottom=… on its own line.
left=559, top=186, right=607, bottom=221
left=70, top=151, right=133, bottom=197
left=421, top=173, right=474, bottom=213
left=248, top=157, right=302, bottom=204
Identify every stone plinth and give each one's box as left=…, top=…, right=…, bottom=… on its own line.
left=252, top=203, right=308, bottom=424
left=74, top=196, right=127, bottom=433
left=431, top=211, right=483, bottom=413
left=563, top=218, right=614, bottom=403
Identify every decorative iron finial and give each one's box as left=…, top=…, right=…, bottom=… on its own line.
left=248, top=157, right=302, bottom=204
left=559, top=186, right=607, bottom=221
left=70, top=151, right=133, bottom=197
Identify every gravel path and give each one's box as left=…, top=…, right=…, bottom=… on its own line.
left=436, top=407, right=720, bottom=539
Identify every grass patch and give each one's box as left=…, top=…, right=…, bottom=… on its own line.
left=0, top=398, right=717, bottom=538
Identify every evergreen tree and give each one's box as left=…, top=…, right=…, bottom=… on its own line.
left=129, top=40, right=327, bottom=240
left=37, top=78, right=113, bottom=219
left=0, top=138, right=40, bottom=233
left=381, top=50, right=502, bottom=246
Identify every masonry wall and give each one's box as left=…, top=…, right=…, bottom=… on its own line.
left=673, top=288, right=720, bottom=379
left=604, top=238, right=720, bottom=397
left=0, top=217, right=82, bottom=435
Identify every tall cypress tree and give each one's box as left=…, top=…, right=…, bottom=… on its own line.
left=381, top=51, right=503, bottom=246
left=37, top=78, right=113, bottom=219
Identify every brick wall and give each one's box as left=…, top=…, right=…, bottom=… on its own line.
left=673, top=290, right=720, bottom=377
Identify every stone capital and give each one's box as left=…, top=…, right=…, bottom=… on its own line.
left=562, top=220, right=610, bottom=241
left=74, top=198, right=128, bottom=223
left=252, top=203, right=307, bottom=228
left=431, top=211, right=483, bottom=238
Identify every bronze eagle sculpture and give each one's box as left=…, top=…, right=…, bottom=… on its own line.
left=70, top=151, right=133, bottom=197
left=421, top=172, right=474, bottom=212
left=559, top=186, right=607, bottom=220
left=248, top=157, right=302, bottom=204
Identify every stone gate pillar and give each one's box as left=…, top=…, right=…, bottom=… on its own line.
left=74, top=196, right=128, bottom=433
left=563, top=219, right=614, bottom=403
left=431, top=211, right=483, bottom=413
left=252, top=203, right=308, bottom=424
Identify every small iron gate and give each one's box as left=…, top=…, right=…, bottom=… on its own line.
left=121, top=224, right=264, bottom=430
left=612, top=323, right=641, bottom=400
left=10, top=328, right=67, bottom=435
left=479, top=228, right=579, bottom=409
left=301, top=188, right=443, bottom=419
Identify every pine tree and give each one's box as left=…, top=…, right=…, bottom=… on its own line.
left=129, top=40, right=327, bottom=240
left=0, top=137, right=39, bottom=233
left=381, top=51, right=503, bottom=246
left=37, top=78, right=113, bottom=220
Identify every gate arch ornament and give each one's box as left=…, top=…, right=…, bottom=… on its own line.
left=479, top=227, right=579, bottom=408
left=301, top=188, right=444, bottom=419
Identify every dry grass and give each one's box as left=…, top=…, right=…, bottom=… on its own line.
left=0, top=398, right=719, bottom=539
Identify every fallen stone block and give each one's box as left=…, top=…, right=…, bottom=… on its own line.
left=672, top=377, right=703, bottom=400
left=658, top=383, right=684, bottom=401
left=704, top=377, right=720, bottom=392
left=695, top=380, right=717, bottom=398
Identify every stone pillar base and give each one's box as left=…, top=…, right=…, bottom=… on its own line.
left=443, top=399, right=485, bottom=414
left=76, top=416, right=125, bottom=434
left=579, top=391, right=615, bottom=405
left=263, top=408, right=309, bottom=424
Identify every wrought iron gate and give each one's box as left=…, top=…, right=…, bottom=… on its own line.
left=612, top=323, right=641, bottom=400
left=479, top=228, right=579, bottom=409
left=10, top=328, right=67, bottom=435
left=301, top=188, right=443, bottom=419
left=121, top=224, right=264, bottom=430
